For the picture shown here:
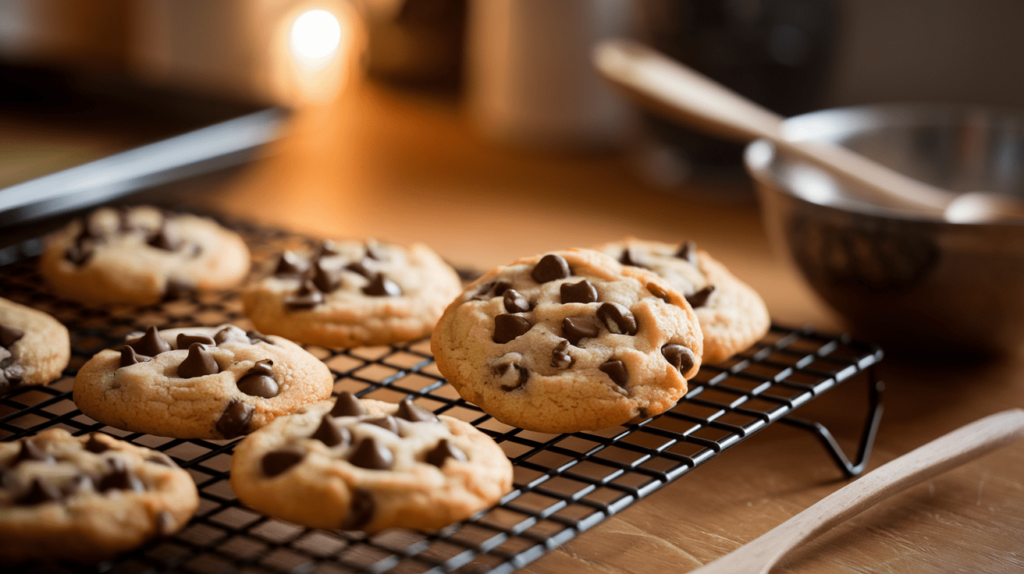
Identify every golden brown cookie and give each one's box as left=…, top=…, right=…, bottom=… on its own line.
left=431, top=249, right=703, bottom=434
left=0, top=429, right=198, bottom=564
left=0, top=297, right=70, bottom=391
left=230, top=394, right=513, bottom=532
left=73, top=325, right=334, bottom=439
left=39, top=205, right=250, bottom=305
left=594, top=238, right=770, bottom=364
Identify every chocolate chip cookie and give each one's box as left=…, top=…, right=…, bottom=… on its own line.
left=0, top=297, right=70, bottom=392
left=594, top=238, right=770, bottom=364
left=242, top=239, right=463, bottom=348
left=39, top=205, right=250, bottom=305
left=0, top=429, right=198, bottom=564
left=73, top=325, right=334, bottom=439
left=230, top=393, right=513, bottom=532
left=431, top=249, right=703, bottom=434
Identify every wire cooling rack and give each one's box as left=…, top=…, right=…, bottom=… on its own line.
left=0, top=219, right=884, bottom=574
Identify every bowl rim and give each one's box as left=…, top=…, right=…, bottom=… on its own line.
left=743, top=102, right=1024, bottom=226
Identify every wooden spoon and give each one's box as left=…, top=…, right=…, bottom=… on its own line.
left=688, top=408, right=1024, bottom=574
left=593, top=40, right=1024, bottom=223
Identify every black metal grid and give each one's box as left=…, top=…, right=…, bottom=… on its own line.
left=0, top=220, right=884, bottom=574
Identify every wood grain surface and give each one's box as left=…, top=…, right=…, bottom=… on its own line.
left=162, top=78, right=1023, bottom=573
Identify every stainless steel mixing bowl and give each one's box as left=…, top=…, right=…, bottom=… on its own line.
left=746, top=103, right=1024, bottom=354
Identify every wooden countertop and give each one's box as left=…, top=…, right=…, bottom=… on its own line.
left=163, top=79, right=1023, bottom=572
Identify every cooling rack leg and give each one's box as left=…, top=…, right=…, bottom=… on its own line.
left=779, top=367, right=885, bottom=478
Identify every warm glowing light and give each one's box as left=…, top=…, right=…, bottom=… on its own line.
left=290, top=9, right=342, bottom=60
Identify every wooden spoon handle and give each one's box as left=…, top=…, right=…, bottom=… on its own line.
left=593, top=40, right=954, bottom=213
left=690, top=409, right=1024, bottom=574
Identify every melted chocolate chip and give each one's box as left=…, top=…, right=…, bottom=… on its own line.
left=551, top=339, right=573, bottom=368
left=503, top=289, right=530, bottom=313
left=147, top=225, right=181, bottom=251
left=492, top=281, right=511, bottom=296
left=236, top=359, right=278, bottom=398
left=496, top=363, right=530, bottom=391
left=619, top=248, right=642, bottom=268
left=286, top=280, right=324, bottom=309
left=685, top=285, right=716, bottom=309
left=562, top=317, right=599, bottom=346
left=345, top=259, right=374, bottom=279
left=348, top=437, right=394, bottom=470
left=531, top=254, right=571, bottom=283
left=363, top=274, right=402, bottom=297
left=675, top=240, right=698, bottom=266
left=560, top=280, right=598, bottom=304
left=274, top=251, right=306, bottom=276
left=395, top=399, right=439, bottom=423
left=84, top=434, right=110, bottom=454
left=99, top=460, right=146, bottom=493
left=599, top=359, right=629, bottom=388
left=647, top=282, right=671, bottom=303
left=330, top=392, right=367, bottom=417
left=64, top=243, right=94, bottom=266
left=246, top=330, right=274, bottom=345
left=216, top=400, right=254, bottom=438
left=261, top=448, right=305, bottom=477
left=15, top=440, right=54, bottom=465
left=597, top=302, right=638, bottom=336
left=0, top=324, right=24, bottom=347
left=309, top=260, right=340, bottom=293
left=493, top=314, right=532, bottom=344
left=126, top=326, right=171, bottom=357
left=312, top=414, right=351, bottom=447
left=662, top=344, right=696, bottom=374
left=176, top=334, right=214, bottom=350
left=17, top=478, right=62, bottom=506
left=177, top=343, right=220, bottom=378
left=342, top=489, right=375, bottom=530
left=364, top=415, right=400, bottom=435
left=472, top=280, right=511, bottom=301
left=425, top=439, right=467, bottom=467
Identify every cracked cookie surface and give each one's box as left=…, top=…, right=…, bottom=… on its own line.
left=73, top=324, right=333, bottom=439
left=242, top=239, right=463, bottom=348
left=594, top=238, right=770, bottom=364
left=230, top=394, right=512, bottom=532
left=40, top=205, right=250, bottom=305
left=431, top=248, right=703, bottom=434
left=0, top=428, right=198, bottom=564
left=0, top=297, right=70, bottom=392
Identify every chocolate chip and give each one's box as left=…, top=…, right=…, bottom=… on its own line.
left=155, top=511, right=176, bottom=538
left=503, top=289, right=530, bottom=313
left=493, top=314, right=532, bottom=344
left=216, top=399, right=254, bottom=438
left=285, top=280, right=324, bottom=309
left=0, top=363, right=23, bottom=387
left=309, top=260, right=340, bottom=293
left=551, top=339, right=573, bottom=368
left=425, top=439, right=467, bottom=467
left=647, top=282, right=671, bottom=303
left=120, top=344, right=152, bottom=368
left=213, top=327, right=237, bottom=345
left=80, top=213, right=107, bottom=241
left=84, top=434, right=110, bottom=454
left=163, top=279, right=195, bottom=301
left=599, top=359, right=628, bottom=388
left=312, top=414, right=351, bottom=447
left=364, top=415, right=400, bottom=435
left=246, top=330, right=274, bottom=345
left=261, top=448, right=305, bottom=478
left=314, top=239, right=340, bottom=259
left=176, top=334, right=215, bottom=349
left=0, top=324, right=24, bottom=347
left=14, top=440, right=54, bottom=465
left=638, top=407, right=650, bottom=420
left=562, top=317, right=599, bottom=346
left=363, top=274, right=402, bottom=296
left=472, top=280, right=511, bottom=301
left=236, top=359, right=278, bottom=398
left=560, top=279, right=597, bottom=304
left=619, top=248, right=644, bottom=268
left=675, top=240, right=698, bottom=266
left=147, top=225, right=181, bottom=251
left=364, top=241, right=384, bottom=261
left=64, top=243, right=94, bottom=266
left=349, top=437, right=394, bottom=470
left=342, top=489, right=375, bottom=530
left=61, top=473, right=94, bottom=497
left=274, top=251, right=306, bottom=276
left=345, top=259, right=374, bottom=279
left=662, top=344, right=696, bottom=374
left=126, top=326, right=171, bottom=357
left=330, top=391, right=367, bottom=417
left=395, top=399, right=439, bottom=423
left=496, top=363, right=530, bottom=391
left=177, top=343, right=220, bottom=378
left=597, top=302, right=638, bottom=335
left=531, top=254, right=571, bottom=283
left=99, top=460, right=146, bottom=493
left=17, top=478, right=62, bottom=506
left=685, top=285, right=716, bottom=309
